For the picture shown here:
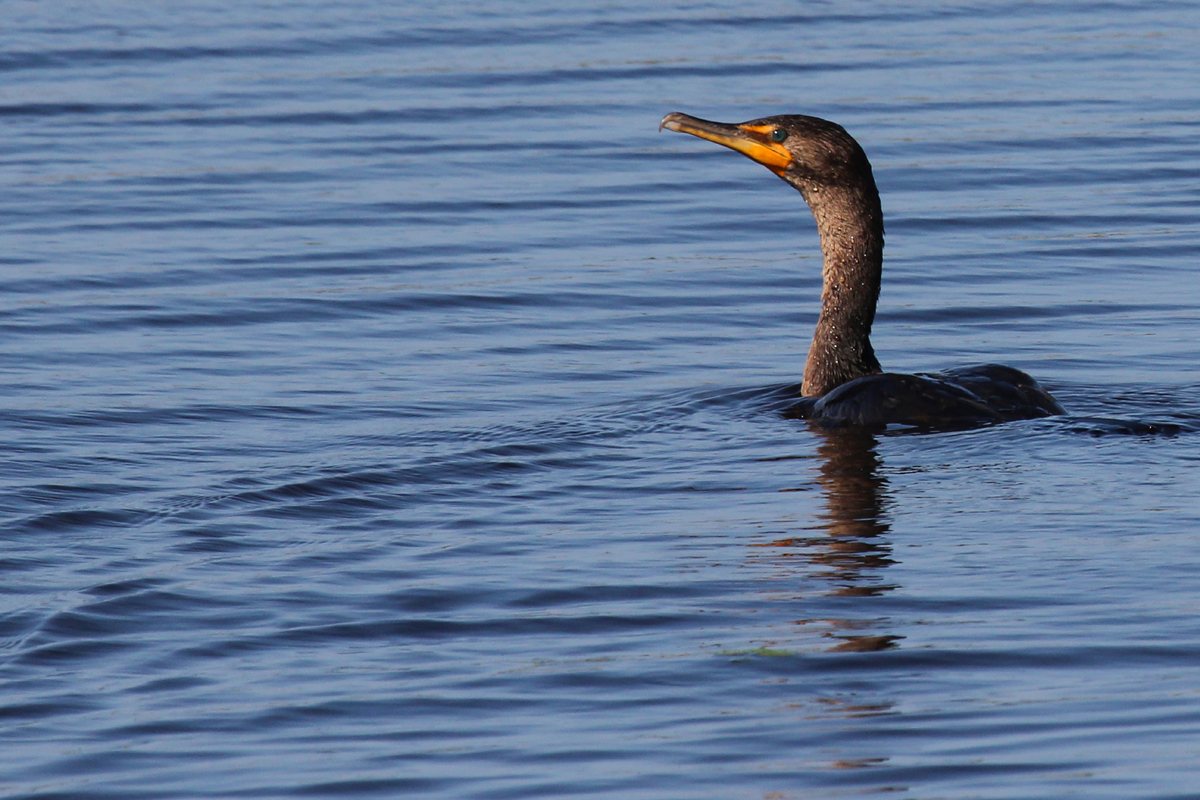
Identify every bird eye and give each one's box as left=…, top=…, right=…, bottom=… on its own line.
left=771, top=128, right=788, bottom=143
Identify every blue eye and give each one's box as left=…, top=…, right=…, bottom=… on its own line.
left=771, top=128, right=787, bottom=143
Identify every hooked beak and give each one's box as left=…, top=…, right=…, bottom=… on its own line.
left=660, top=112, right=793, bottom=176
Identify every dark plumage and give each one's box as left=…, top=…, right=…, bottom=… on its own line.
left=660, top=112, right=1064, bottom=429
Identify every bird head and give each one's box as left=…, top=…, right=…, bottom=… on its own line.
left=660, top=112, right=873, bottom=195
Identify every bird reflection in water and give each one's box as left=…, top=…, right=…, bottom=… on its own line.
left=756, top=427, right=902, bottom=652
left=808, top=428, right=895, bottom=592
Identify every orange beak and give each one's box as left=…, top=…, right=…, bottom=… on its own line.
left=660, top=112, right=793, bottom=176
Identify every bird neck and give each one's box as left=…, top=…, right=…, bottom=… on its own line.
left=800, top=183, right=884, bottom=397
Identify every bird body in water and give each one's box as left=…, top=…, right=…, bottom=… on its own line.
left=660, top=111, right=1064, bottom=429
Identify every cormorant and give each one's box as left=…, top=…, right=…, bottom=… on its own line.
left=661, top=112, right=1064, bottom=429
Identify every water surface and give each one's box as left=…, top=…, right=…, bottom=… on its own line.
left=3, top=2, right=1200, bottom=798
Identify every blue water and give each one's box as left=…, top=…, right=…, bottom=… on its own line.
left=4, top=2, right=1200, bottom=798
